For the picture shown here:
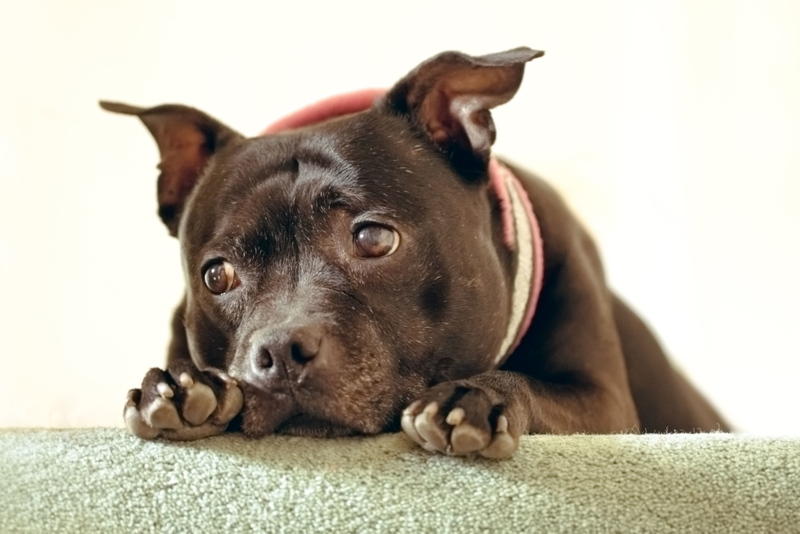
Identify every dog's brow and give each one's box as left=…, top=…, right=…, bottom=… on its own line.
left=294, top=150, right=337, bottom=170
left=310, top=186, right=365, bottom=212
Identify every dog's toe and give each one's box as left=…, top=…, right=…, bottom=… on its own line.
left=143, top=395, right=183, bottom=429
left=479, top=415, right=519, bottom=459
left=179, top=372, right=218, bottom=426
left=401, top=400, right=425, bottom=446
left=450, top=422, right=490, bottom=454
left=123, top=389, right=161, bottom=439
left=204, top=369, right=243, bottom=424
left=414, top=402, right=451, bottom=452
left=136, top=369, right=185, bottom=430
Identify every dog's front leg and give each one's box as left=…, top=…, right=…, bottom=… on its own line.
left=401, top=368, right=637, bottom=458
left=403, top=223, right=641, bottom=458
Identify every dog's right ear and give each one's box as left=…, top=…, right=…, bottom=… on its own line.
left=100, top=101, right=243, bottom=237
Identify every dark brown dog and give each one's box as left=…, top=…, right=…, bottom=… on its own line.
left=102, top=47, right=728, bottom=458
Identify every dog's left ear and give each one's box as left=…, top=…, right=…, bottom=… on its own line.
left=381, top=47, right=543, bottom=178
left=100, top=101, right=243, bottom=236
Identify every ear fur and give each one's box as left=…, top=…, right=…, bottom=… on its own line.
left=100, top=101, right=243, bottom=236
left=380, top=47, right=543, bottom=178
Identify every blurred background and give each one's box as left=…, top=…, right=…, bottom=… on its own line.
left=1, top=0, right=798, bottom=434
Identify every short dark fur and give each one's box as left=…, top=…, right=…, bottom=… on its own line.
left=104, top=47, right=727, bottom=452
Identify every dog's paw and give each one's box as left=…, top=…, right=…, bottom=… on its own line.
left=123, top=361, right=243, bottom=441
left=401, top=382, right=520, bottom=459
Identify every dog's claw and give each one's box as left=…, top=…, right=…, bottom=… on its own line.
left=497, top=413, right=508, bottom=433
left=156, top=382, right=174, bottom=399
left=207, top=368, right=238, bottom=387
left=445, top=407, right=465, bottom=426
left=178, top=372, right=194, bottom=388
left=423, top=401, right=438, bottom=417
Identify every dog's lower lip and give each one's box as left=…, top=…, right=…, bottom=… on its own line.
left=276, top=413, right=359, bottom=437
left=281, top=413, right=317, bottom=426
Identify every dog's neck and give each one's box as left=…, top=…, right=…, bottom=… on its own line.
left=262, top=90, right=544, bottom=366
left=488, top=159, right=544, bottom=365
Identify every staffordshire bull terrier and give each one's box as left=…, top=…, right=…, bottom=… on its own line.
left=101, top=46, right=728, bottom=458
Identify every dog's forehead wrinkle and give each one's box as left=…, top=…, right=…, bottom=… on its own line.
left=221, top=133, right=350, bottom=192
left=220, top=142, right=376, bottom=233
left=292, top=168, right=368, bottom=213
left=295, top=137, right=351, bottom=171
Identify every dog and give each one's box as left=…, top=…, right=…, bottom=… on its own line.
left=101, top=46, right=728, bottom=458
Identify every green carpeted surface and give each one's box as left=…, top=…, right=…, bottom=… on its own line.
left=1, top=429, right=798, bottom=533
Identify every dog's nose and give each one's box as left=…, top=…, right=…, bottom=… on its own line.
left=248, top=324, right=324, bottom=379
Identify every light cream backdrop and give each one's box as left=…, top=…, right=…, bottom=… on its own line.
left=1, top=0, right=798, bottom=434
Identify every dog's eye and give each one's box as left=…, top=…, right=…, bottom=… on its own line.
left=203, top=261, right=237, bottom=295
left=354, top=224, right=400, bottom=258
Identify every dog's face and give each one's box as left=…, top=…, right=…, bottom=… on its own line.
left=183, top=112, right=511, bottom=437
left=105, top=47, right=542, bottom=437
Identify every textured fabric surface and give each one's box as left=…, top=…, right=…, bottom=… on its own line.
left=1, top=429, right=798, bottom=533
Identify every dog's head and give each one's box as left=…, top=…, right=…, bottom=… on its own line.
left=103, top=47, right=543, bottom=437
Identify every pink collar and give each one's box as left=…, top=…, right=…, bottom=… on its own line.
left=261, top=90, right=544, bottom=365
left=487, top=159, right=544, bottom=362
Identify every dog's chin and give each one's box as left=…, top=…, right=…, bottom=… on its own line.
left=237, top=382, right=395, bottom=438
left=240, top=411, right=383, bottom=438
left=276, top=415, right=364, bottom=438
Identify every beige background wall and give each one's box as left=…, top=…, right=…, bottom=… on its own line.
left=1, top=0, right=798, bottom=434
